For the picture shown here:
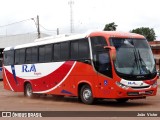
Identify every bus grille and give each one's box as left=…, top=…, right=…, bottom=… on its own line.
left=127, top=90, right=153, bottom=96
left=131, top=86, right=150, bottom=89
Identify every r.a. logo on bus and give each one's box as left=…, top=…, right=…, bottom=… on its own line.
left=128, top=81, right=137, bottom=85
left=22, top=64, right=36, bottom=72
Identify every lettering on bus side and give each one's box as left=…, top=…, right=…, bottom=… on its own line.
left=22, top=64, right=36, bottom=72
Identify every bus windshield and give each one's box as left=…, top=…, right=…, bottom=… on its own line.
left=110, top=38, right=156, bottom=78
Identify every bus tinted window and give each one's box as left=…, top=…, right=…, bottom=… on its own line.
left=32, top=47, right=38, bottom=63
left=71, top=41, right=78, bottom=59
left=26, top=48, right=32, bottom=63
left=61, top=42, right=69, bottom=60
left=91, top=36, right=107, bottom=52
left=54, top=43, right=60, bottom=61
left=45, top=44, right=52, bottom=62
left=39, top=46, right=45, bottom=62
left=78, top=39, right=90, bottom=59
left=71, top=39, right=90, bottom=60
left=19, top=49, right=25, bottom=64
left=91, top=36, right=107, bottom=46
left=15, top=49, right=26, bottom=64
left=4, top=50, right=14, bottom=65
left=15, top=50, right=20, bottom=64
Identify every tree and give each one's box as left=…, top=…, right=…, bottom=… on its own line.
left=130, top=27, right=156, bottom=41
left=103, top=22, right=117, bottom=31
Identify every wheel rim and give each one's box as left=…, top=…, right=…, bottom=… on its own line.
left=26, top=84, right=32, bottom=97
left=83, top=88, right=92, bottom=101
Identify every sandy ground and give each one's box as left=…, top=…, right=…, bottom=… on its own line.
left=0, top=80, right=160, bottom=120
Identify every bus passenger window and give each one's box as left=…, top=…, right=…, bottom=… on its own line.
left=61, top=42, right=69, bottom=60
left=71, top=41, right=78, bottom=59
left=26, top=48, right=32, bottom=63
left=4, top=50, right=14, bottom=65
left=45, top=44, right=52, bottom=62
left=32, top=47, right=38, bottom=63
left=54, top=44, right=60, bottom=61
left=19, top=49, right=25, bottom=64
left=39, top=46, right=45, bottom=63
left=15, top=50, right=20, bottom=64
left=78, top=40, right=90, bottom=59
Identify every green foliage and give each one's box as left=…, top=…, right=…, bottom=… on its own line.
left=103, top=22, right=117, bottom=31
left=130, top=27, right=156, bottom=41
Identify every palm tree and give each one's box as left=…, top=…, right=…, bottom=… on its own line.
left=103, top=22, right=117, bottom=31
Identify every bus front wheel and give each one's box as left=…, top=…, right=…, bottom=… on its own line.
left=24, top=83, right=34, bottom=98
left=80, top=85, right=94, bottom=104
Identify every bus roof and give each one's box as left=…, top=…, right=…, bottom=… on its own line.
left=89, top=31, right=145, bottom=38
left=4, top=33, right=88, bottom=51
left=4, top=31, right=145, bottom=51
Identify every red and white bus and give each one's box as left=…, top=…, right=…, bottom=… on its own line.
left=3, top=31, right=158, bottom=104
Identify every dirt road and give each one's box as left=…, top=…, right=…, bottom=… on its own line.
left=0, top=81, right=160, bottom=120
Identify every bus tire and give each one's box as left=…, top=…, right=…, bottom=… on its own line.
left=24, top=83, right=35, bottom=98
left=80, top=85, right=94, bottom=105
left=116, top=98, right=128, bottom=103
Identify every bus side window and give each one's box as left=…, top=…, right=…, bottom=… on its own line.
left=54, top=43, right=60, bottom=61
left=90, top=36, right=112, bottom=78
left=61, top=42, right=69, bottom=60
left=71, top=41, right=78, bottom=60
left=4, top=52, right=8, bottom=65
left=45, top=44, right=52, bottom=62
left=39, top=46, right=45, bottom=63
left=4, top=50, right=14, bottom=65
left=15, top=49, right=26, bottom=65
left=26, top=48, right=32, bottom=63
left=15, top=50, right=20, bottom=64
left=19, top=49, right=25, bottom=64
left=70, top=39, right=90, bottom=60
left=78, top=39, right=90, bottom=59
left=32, top=47, right=38, bottom=63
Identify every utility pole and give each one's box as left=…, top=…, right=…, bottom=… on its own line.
left=57, top=28, right=59, bottom=35
left=37, top=15, right=41, bottom=38
left=68, top=0, right=74, bottom=33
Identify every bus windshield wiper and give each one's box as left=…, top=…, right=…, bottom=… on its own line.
left=137, top=50, right=151, bottom=74
left=130, top=49, right=139, bottom=75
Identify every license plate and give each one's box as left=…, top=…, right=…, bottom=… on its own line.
left=139, top=91, right=145, bottom=94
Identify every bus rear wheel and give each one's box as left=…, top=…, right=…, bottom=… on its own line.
left=80, top=85, right=94, bottom=105
left=24, top=83, right=34, bottom=98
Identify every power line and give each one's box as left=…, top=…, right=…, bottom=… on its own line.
left=0, top=16, right=59, bottom=36
left=0, top=18, right=35, bottom=28
left=0, top=31, right=37, bottom=37
left=39, top=24, right=57, bottom=31
left=39, top=24, right=59, bottom=35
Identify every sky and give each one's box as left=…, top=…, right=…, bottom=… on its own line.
left=0, top=0, right=160, bottom=40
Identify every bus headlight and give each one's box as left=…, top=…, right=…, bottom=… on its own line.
left=116, top=82, right=129, bottom=90
left=152, top=81, right=157, bottom=88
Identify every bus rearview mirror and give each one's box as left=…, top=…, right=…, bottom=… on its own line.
left=104, top=46, right=116, bottom=61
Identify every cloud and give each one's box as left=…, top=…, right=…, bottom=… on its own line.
left=0, top=0, right=160, bottom=39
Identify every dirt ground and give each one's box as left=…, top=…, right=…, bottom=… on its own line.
left=0, top=80, right=160, bottom=120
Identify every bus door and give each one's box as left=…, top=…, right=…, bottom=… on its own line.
left=93, top=49, right=113, bottom=97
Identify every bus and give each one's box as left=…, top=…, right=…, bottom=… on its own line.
left=0, top=58, right=2, bottom=80
left=3, top=31, right=158, bottom=104
left=0, top=49, right=3, bottom=80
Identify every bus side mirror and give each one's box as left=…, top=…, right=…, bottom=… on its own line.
left=104, top=46, right=116, bottom=61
